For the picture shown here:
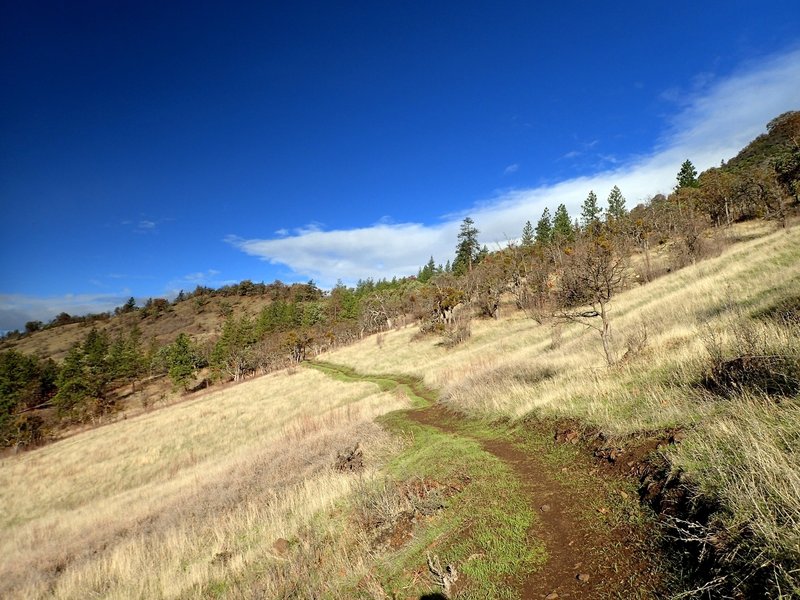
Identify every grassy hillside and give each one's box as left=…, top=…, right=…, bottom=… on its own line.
left=325, top=221, right=800, bottom=596
left=2, top=221, right=798, bottom=598
left=0, top=367, right=408, bottom=598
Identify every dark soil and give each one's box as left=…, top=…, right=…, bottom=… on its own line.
left=407, top=404, right=663, bottom=599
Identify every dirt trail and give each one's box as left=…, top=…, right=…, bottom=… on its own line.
left=311, top=362, right=658, bottom=599
left=409, top=404, right=654, bottom=599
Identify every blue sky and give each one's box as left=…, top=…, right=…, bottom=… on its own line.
left=1, top=1, right=799, bottom=331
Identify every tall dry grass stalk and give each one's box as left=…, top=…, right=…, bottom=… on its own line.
left=0, top=367, right=407, bottom=598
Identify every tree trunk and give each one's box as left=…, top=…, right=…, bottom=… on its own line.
left=600, top=301, right=613, bottom=366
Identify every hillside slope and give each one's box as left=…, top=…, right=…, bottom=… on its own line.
left=324, top=221, right=800, bottom=597
left=1, top=222, right=798, bottom=598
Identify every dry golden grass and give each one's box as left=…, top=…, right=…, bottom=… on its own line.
left=0, top=367, right=407, bottom=599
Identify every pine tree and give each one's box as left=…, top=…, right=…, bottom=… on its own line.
left=676, top=159, right=698, bottom=189
left=580, top=190, right=602, bottom=227
left=606, top=186, right=626, bottom=220
left=82, top=327, right=110, bottom=401
left=54, top=344, right=88, bottom=416
left=521, top=221, right=535, bottom=247
left=453, top=217, right=480, bottom=275
left=168, top=333, right=199, bottom=391
left=552, top=204, right=574, bottom=242
left=535, top=208, right=553, bottom=244
left=418, top=256, right=436, bottom=283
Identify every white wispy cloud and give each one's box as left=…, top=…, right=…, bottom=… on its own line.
left=0, top=292, right=132, bottom=331
left=504, top=163, right=519, bottom=175
left=121, top=217, right=171, bottom=234
left=165, top=269, right=235, bottom=296
left=228, top=222, right=454, bottom=284
left=228, top=47, right=800, bottom=287
left=137, top=220, right=157, bottom=231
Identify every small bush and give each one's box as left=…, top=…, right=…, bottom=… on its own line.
left=441, top=315, right=471, bottom=348
left=753, top=294, right=800, bottom=327
left=704, top=355, right=800, bottom=397
left=13, top=412, right=46, bottom=448
left=700, top=316, right=800, bottom=398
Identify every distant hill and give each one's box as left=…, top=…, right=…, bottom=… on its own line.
left=724, top=110, right=800, bottom=171
left=1, top=294, right=272, bottom=362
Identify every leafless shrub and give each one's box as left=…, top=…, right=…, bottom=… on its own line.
left=556, top=229, right=630, bottom=365
left=352, top=479, right=410, bottom=534
left=334, top=442, right=364, bottom=473
left=441, top=314, right=471, bottom=348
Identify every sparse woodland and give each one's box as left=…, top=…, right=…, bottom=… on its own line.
left=1, top=111, right=799, bottom=599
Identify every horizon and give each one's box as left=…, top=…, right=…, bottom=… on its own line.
left=2, top=2, right=800, bottom=331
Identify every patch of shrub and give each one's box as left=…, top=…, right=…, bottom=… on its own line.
left=440, top=315, right=471, bottom=348
left=752, top=294, right=800, bottom=326
left=700, top=316, right=800, bottom=398
left=704, top=354, right=800, bottom=398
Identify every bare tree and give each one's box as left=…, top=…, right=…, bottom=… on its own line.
left=471, top=253, right=509, bottom=319
left=556, top=228, right=630, bottom=365
left=506, top=241, right=553, bottom=324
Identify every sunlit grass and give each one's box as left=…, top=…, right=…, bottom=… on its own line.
left=0, top=367, right=408, bottom=598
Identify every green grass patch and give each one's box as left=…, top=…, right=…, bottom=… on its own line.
left=376, top=411, right=546, bottom=599
left=308, top=360, right=434, bottom=408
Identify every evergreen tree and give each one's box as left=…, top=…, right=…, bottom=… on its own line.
left=168, top=333, right=199, bottom=391
left=444, top=259, right=452, bottom=273
left=328, top=281, right=359, bottom=323
left=118, top=326, right=145, bottom=383
left=676, top=159, right=699, bottom=189
left=453, top=217, right=480, bottom=275
left=580, top=190, right=602, bottom=227
left=54, top=344, right=88, bottom=416
left=122, top=297, right=136, bottom=313
left=535, top=208, right=553, bottom=244
left=477, top=244, right=489, bottom=264
left=606, top=185, right=627, bottom=220
left=552, top=204, right=574, bottom=242
left=418, top=256, right=436, bottom=283
left=426, top=255, right=436, bottom=273
left=521, top=221, right=535, bottom=247
left=212, top=315, right=256, bottom=382
left=82, top=327, right=111, bottom=401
